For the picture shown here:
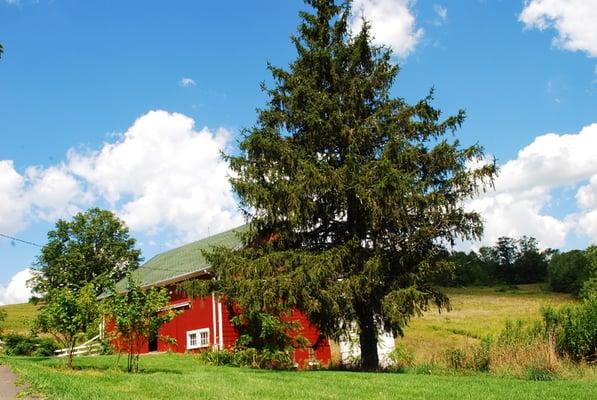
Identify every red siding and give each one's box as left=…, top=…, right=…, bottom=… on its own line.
left=109, top=284, right=331, bottom=367
left=287, top=310, right=332, bottom=367
left=220, top=301, right=239, bottom=348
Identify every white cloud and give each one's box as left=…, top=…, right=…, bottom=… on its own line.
left=1, top=110, right=242, bottom=244
left=578, top=209, right=597, bottom=240
left=25, top=165, right=90, bottom=221
left=179, top=77, right=196, bottom=87
left=433, top=4, right=447, bottom=25
left=0, top=161, right=87, bottom=233
left=520, top=0, right=597, bottom=57
left=0, top=269, right=33, bottom=305
left=468, top=123, right=597, bottom=248
left=0, top=161, right=28, bottom=234
left=350, top=0, right=423, bottom=58
left=68, top=110, right=242, bottom=242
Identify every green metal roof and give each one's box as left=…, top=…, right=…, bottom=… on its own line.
left=116, top=225, right=246, bottom=291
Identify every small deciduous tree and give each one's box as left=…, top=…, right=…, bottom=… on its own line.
left=30, top=208, right=142, bottom=301
left=104, top=276, right=177, bottom=373
left=34, top=283, right=99, bottom=368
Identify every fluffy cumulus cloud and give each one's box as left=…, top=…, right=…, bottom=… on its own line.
left=68, top=110, right=242, bottom=242
left=0, top=161, right=87, bottom=235
left=25, top=165, right=90, bottom=221
left=0, top=110, right=242, bottom=244
left=0, top=269, right=33, bottom=306
left=519, top=0, right=597, bottom=57
left=0, top=161, right=28, bottom=234
left=468, top=123, right=597, bottom=249
left=350, top=0, right=423, bottom=58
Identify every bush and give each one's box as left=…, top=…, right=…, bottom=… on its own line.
left=580, top=277, right=597, bottom=300
left=197, top=348, right=296, bottom=370
left=33, top=338, right=58, bottom=356
left=526, top=361, right=556, bottom=381
left=443, top=337, right=491, bottom=373
left=2, top=334, right=58, bottom=356
left=445, top=348, right=467, bottom=371
left=388, top=343, right=415, bottom=371
left=543, top=296, right=597, bottom=362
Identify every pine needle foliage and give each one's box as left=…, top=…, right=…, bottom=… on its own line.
left=201, top=0, right=496, bottom=370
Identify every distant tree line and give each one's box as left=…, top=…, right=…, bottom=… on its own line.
left=548, top=246, right=596, bottom=298
left=438, top=236, right=597, bottom=297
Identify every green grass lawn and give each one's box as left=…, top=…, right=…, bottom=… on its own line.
left=0, top=302, right=40, bottom=335
left=2, top=353, right=596, bottom=400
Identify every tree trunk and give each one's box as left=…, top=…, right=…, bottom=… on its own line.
left=66, top=338, right=76, bottom=369
left=356, top=306, right=379, bottom=370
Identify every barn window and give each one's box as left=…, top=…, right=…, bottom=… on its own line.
left=187, top=328, right=210, bottom=350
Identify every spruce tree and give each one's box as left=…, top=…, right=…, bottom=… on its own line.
left=206, top=0, right=496, bottom=369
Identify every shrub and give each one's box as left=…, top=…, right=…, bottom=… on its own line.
left=388, top=343, right=415, bottom=371
left=526, top=361, right=556, bottom=381
left=2, top=334, right=58, bottom=356
left=445, top=348, right=467, bottom=371
left=443, top=337, right=491, bottom=373
left=33, top=338, right=58, bottom=356
left=580, top=277, right=597, bottom=300
left=197, top=347, right=296, bottom=370
left=543, top=296, right=597, bottom=362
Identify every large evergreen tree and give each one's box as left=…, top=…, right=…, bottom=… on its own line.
left=205, top=0, right=496, bottom=369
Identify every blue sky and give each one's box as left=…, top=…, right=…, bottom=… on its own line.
left=0, top=0, right=596, bottom=303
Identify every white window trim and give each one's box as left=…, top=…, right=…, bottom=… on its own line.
left=187, top=328, right=210, bottom=350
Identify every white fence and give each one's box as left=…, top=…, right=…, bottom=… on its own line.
left=54, top=334, right=102, bottom=358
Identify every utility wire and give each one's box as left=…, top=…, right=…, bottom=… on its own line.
left=0, top=232, right=43, bottom=248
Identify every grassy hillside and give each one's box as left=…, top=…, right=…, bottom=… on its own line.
left=0, top=302, right=40, bottom=335
left=3, top=354, right=596, bottom=400
left=399, top=284, right=573, bottom=362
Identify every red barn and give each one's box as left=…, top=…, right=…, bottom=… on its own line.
left=114, top=226, right=331, bottom=367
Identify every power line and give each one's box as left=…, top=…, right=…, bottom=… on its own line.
left=0, top=233, right=43, bottom=248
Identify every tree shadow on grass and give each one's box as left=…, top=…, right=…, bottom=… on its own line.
left=61, top=364, right=184, bottom=375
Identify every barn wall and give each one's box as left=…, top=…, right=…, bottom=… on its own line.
left=287, top=310, right=332, bottom=367
left=110, top=284, right=330, bottom=366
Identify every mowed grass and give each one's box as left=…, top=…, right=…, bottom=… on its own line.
left=0, top=302, right=40, bottom=334
left=398, top=284, right=574, bottom=362
left=3, top=353, right=596, bottom=400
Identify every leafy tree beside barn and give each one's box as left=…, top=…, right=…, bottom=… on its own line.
left=203, top=0, right=496, bottom=370
left=29, top=208, right=142, bottom=301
